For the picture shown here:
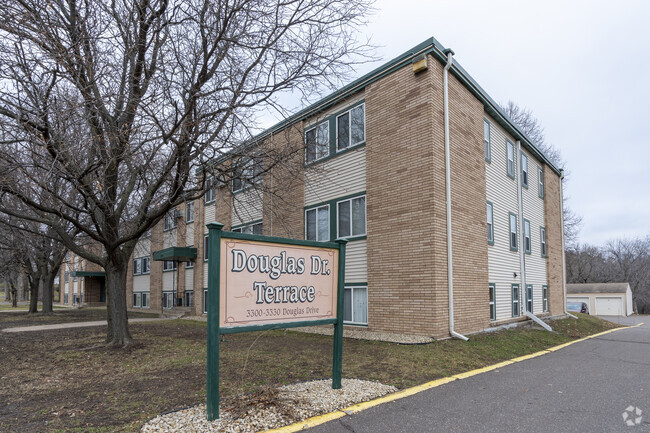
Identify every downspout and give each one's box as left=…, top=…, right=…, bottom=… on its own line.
left=517, top=141, right=552, bottom=331
left=559, top=169, right=577, bottom=319
left=442, top=49, right=469, bottom=341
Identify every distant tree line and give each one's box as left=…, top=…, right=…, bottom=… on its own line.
left=566, top=237, right=650, bottom=314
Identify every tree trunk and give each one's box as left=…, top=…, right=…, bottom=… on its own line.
left=4, top=280, right=10, bottom=301
left=10, top=282, right=17, bottom=308
left=28, top=276, right=39, bottom=314
left=104, top=261, right=131, bottom=346
left=41, top=272, right=56, bottom=315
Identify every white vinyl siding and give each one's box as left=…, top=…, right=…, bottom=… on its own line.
left=133, top=274, right=150, bottom=292
left=185, top=268, right=194, bottom=296
left=204, top=203, right=216, bottom=231
left=231, top=188, right=263, bottom=228
left=345, top=240, right=367, bottom=283
left=163, top=228, right=177, bottom=249
left=186, top=222, right=194, bottom=245
left=304, top=147, right=366, bottom=206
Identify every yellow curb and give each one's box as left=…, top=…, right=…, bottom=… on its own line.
left=265, top=323, right=642, bottom=432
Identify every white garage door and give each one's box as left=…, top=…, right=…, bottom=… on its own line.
left=595, top=297, right=622, bottom=316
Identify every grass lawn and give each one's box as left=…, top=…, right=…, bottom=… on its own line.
left=0, top=304, right=67, bottom=311
left=0, top=313, right=619, bottom=432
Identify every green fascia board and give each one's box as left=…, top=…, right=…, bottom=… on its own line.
left=152, top=247, right=198, bottom=262
left=70, top=271, right=105, bottom=277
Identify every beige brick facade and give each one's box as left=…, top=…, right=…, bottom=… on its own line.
left=544, top=166, right=564, bottom=316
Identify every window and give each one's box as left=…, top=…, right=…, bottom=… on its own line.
left=203, top=235, right=209, bottom=261
left=64, top=271, right=69, bottom=283
left=133, top=293, right=141, bottom=308
left=337, top=195, right=366, bottom=239
left=163, top=260, right=177, bottom=271
left=142, top=293, right=149, bottom=308
left=484, top=119, right=491, bottom=162
left=305, top=121, right=329, bottom=163
left=489, top=283, right=496, bottom=321
left=64, top=293, right=69, bottom=304
left=232, top=157, right=263, bottom=193
left=186, top=246, right=194, bottom=268
left=163, top=210, right=177, bottom=231
left=337, top=104, right=365, bottom=151
left=524, top=219, right=531, bottom=254
left=162, top=292, right=174, bottom=309
left=540, top=227, right=547, bottom=258
left=203, top=289, right=208, bottom=314
left=509, top=213, right=518, bottom=251
left=538, top=166, right=544, bottom=198
left=521, top=153, right=528, bottom=188
left=306, top=205, right=330, bottom=241
left=186, top=201, right=195, bottom=223
left=506, top=141, right=515, bottom=178
left=205, top=176, right=216, bottom=203
left=142, top=257, right=150, bottom=274
left=343, top=286, right=367, bottom=325
left=184, top=291, right=194, bottom=307
left=512, top=284, right=520, bottom=317
left=133, top=258, right=142, bottom=275
left=542, top=285, right=548, bottom=312
left=526, top=284, right=533, bottom=313
left=232, top=222, right=263, bottom=235
left=487, top=202, right=494, bottom=245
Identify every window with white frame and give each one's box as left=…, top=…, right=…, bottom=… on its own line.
left=133, top=293, right=141, bottom=308
left=203, top=289, right=208, bottom=314
left=306, top=205, right=329, bottom=241
left=484, top=119, right=491, bottom=162
left=141, top=293, right=149, bottom=308
left=521, top=153, right=529, bottom=187
left=142, top=257, right=150, bottom=274
left=487, top=202, right=494, bottom=244
left=133, top=258, right=142, bottom=275
left=526, top=284, right=533, bottom=313
left=186, top=201, right=195, bottom=223
left=232, top=157, right=263, bottom=193
left=163, top=210, right=177, bottom=231
left=509, top=213, right=518, bottom=251
left=162, top=260, right=177, bottom=271
left=343, top=286, right=367, bottom=325
left=512, top=284, right=520, bottom=317
left=337, top=196, right=366, bottom=238
left=232, top=222, right=263, bottom=235
left=203, top=235, right=209, bottom=261
left=184, top=290, right=193, bottom=307
left=205, top=176, right=216, bottom=203
left=538, top=166, right=544, bottom=198
left=540, top=227, right=547, bottom=258
left=336, top=104, right=365, bottom=151
left=162, top=292, right=174, bottom=309
left=507, top=141, right=515, bottom=178
left=542, top=286, right=548, bottom=312
left=305, top=121, right=329, bottom=163
left=524, top=219, right=531, bottom=254
left=489, top=283, right=496, bottom=321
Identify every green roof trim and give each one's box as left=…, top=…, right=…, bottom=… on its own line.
left=208, top=36, right=561, bottom=176
left=70, top=271, right=105, bottom=277
left=152, top=247, right=197, bottom=262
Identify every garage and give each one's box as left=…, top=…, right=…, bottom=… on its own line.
left=566, top=283, right=634, bottom=316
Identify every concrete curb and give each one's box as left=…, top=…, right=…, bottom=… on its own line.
left=264, top=323, right=644, bottom=432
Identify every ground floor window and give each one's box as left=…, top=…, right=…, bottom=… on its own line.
left=203, top=289, right=208, bottom=314
left=343, top=286, right=367, bottom=325
left=141, top=293, right=149, bottom=308
left=64, top=293, right=69, bottom=304
left=489, top=283, right=496, bottom=321
left=512, top=284, right=520, bottom=317
left=162, top=292, right=174, bottom=309
left=185, top=290, right=193, bottom=307
left=542, top=285, right=548, bottom=312
left=526, top=284, right=533, bottom=313
left=133, top=293, right=141, bottom=308
left=232, top=222, right=263, bottom=235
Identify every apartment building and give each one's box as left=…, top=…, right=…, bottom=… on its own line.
left=63, top=37, right=566, bottom=338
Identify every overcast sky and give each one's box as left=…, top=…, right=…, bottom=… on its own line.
left=274, top=1, right=650, bottom=246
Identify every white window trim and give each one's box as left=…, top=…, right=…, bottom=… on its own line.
left=344, top=285, right=368, bottom=325
left=336, top=103, right=366, bottom=152
left=538, top=166, right=544, bottom=198
left=507, top=141, right=515, bottom=178
left=232, top=221, right=263, bottom=235
left=489, top=283, right=496, bottom=321
left=487, top=202, right=494, bottom=244
left=521, top=153, right=529, bottom=187
left=336, top=195, right=367, bottom=239
left=305, top=204, right=330, bottom=241
left=524, top=219, right=531, bottom=254
left=162, top=260, right=177, bottom=271
left=186, top=201, right=195, bottom=223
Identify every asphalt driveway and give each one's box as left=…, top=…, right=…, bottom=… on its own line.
left=309, top=316, right=650, bottom=433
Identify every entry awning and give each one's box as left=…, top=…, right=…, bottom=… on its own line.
left=70, top=271, right=106, bottom=277
left=152, top=246, right=197, bottom=262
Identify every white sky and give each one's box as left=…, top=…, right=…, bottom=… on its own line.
left=273, top=0, right=650, bottom=246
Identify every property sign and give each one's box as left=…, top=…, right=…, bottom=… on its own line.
left=206, top=222, right=346, bottom=421
left=219, top=239, right=338, bottom=328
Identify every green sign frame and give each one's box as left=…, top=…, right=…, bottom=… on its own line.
left=206, top=222, right=347, bottom=420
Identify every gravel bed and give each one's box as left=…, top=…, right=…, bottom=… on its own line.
left=141, top=378, right=397, bottom=433
left=290, top=326, right=434, bottom=344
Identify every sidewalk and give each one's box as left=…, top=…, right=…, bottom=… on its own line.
left=2, top=318, right=164, bottom=333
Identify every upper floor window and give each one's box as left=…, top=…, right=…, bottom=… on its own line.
left=484, top=119, right=491, bottom=162
left=203, top=235, right=209, bottom=261
left=232, top=157, right=263, bottom=193
left=540, top=227, right=547, bottom=258
left=521, top=153, right=528, bottom=188
left=524, top=219, right=531, bottom=254
left=306, top=205, right=330, bottom=241
left=538, top=166, right=544, bottom=199
left=305, top=121, right=329, bottom=164
left=509, top=213, right=518, bottom=251
left=506, top=141, right=515, bottom=179
left=337, top=104, right=365, bottom=151
left=232, top=222, right=263, bottom=235
left=142, top=257, right=150, bottom=274
left=186, top=201, right=195, bottom=223
left=337, top=195, right=366, bottom=239
left=205, top=176, right=217, bottom=204
left=487, top=202, right=494, bottom=245
left=163, top=210, right=177, bottom=231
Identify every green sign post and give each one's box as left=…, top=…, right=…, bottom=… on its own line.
left=206, top=222, right=346, bottom=420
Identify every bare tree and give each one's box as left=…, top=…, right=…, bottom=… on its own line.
left=500, top=100, right=583, bottom=246
left=0, top=0, right=373, bottom=346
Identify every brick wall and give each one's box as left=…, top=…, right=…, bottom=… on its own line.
left=544, top=167, right=565, bottom=315
left=149, top=222, right=163, bottom=312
